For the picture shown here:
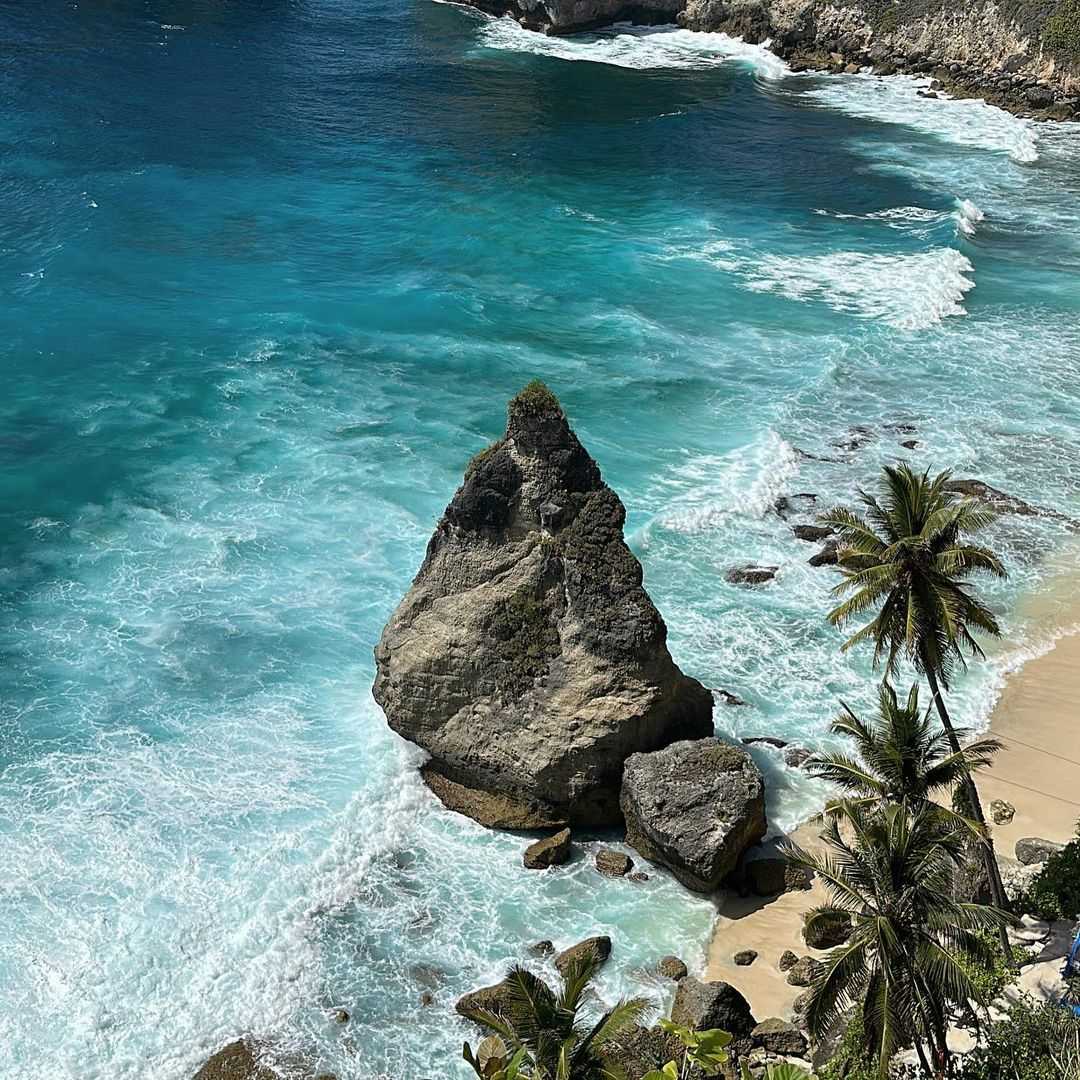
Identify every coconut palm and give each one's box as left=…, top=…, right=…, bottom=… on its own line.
left=810, top=681, right=1002, bottom=834
left=819, top=463, right=1009, bottom=918
left=786, top=802, right=1010, bottom=1080
left=461, top=953, right=650, bottom=1080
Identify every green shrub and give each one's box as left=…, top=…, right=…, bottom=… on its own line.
left=959, top=998, right=1080, bottom=1080
left=509, top=379, right=562, bottom=416
left=1044, top=0, right=1080, bottom=63
left=1020, top=832, right=1080, bottom=921
left=955, top=931, right=1022, bottom=1004
left=875, top=4, right=899, bottom=35
left=818, top=1010, right=879, bottom=1080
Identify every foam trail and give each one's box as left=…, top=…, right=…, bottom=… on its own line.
left=800, top=73, right=1039, bottom=163
left=477, top=19, right=790, bottom=79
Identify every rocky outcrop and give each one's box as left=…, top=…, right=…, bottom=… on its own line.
left=803, top=910, right=852, bottom=948
left=671, top=977, right=757, bottom=1037
left=658, top=955, right=689, bottom=980
left=596, top=848, right=635, bottom=876
left=455, top=0, right=1080, bottom=118
left=621, top=738, right=767, bottom=893
left=1016, top=836, right=1064, bottom=864
left=555, top=934, right=612, bottom=974
left=465, top=0, right=682, bottom=33
left=373, top=383, right=713, bottom=829
left=524, top=828, right=572, bottom=869
left=752, top=1018, right=809, bottom=1056
left=456, top=979, right=518, bottom=1018
left=192, top=1040, right=335, bottom=1080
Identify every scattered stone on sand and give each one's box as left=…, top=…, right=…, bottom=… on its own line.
left=529, top=940, right=555, bottom=957
left=372, top=383, right=713, bottom=828
left=725, top=565, right=778, bottom=586
left=524, top=828, right=572, bottom=870
left=595, top=848, right=634, bottom=877
left=786, top=956, right=822, bottom=987
left=555, top=935, right=612, bottom=975
left=752, top=1018, right=809, bottom=1056
left=671, top=977, right=757, bottom=1037
left=734, top=949, right=758, bottom=967
left=778, top=950, right=799, bottom=972
left=1016, top=837, right=1064, bottom=865
left=803, top=910, right=852, bottom=949
left=658, top=955, right=689, bottom=981
left=621, top=738, right=767, bottom=893
left=990, top=799, right=1016, bottom=825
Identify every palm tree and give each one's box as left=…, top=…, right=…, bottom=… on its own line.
left=809, top=681, right=1002, bottom=835
left=786, top=802, right=1010, bottom=1080
left=819, top=463, right=1010, bottom=920
left=461, top=953, right=650, bottom=1080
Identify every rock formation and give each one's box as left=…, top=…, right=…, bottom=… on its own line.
left=373, top=382, right=713, bottom=828
left=453, top=0, right=1080, bottom=119
left=620, top=738, right=767, bottom=892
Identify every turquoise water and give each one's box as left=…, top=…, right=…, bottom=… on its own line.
left=2, top=2, right=1080, bottom=1077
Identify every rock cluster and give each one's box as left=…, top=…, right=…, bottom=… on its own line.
left=373, top=383, right=713, bottom=828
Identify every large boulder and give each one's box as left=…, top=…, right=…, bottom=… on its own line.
left=1016, top=837, right=1064, bottom=866
left=621, top=739, right=767, bottom=893
left=555, top=935, right=612, bottom=975
left=192, top=1040, right=335, bottom=1080
left=373, top=383, right=713, bottom=828
left=752, top=1018, right=808, bottom=1056
left=456, top=979, right=516, bottom=1019
left=670, top=977, right=756, bottom=1037
left=524, top=828, right=572, bottom=870
left=803, top=910, right=852, bottom=949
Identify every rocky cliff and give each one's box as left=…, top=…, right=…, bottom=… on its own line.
left=373, top=382, right=713, bottom=829
left=463, top=0, right=1080, bottom=118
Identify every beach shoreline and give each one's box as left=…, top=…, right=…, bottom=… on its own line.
left=706, top=620, right=1080, bottom=1021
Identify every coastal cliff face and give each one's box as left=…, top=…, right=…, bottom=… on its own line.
left=373, top=383, right=713, bottom=829
left=465, top=0, right=1080, bottom=117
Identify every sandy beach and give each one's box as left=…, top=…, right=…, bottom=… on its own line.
left=706, top=624, right=1080, bottom=1021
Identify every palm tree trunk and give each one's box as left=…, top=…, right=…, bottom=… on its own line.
left=922, top=660, right=1012, bottom=958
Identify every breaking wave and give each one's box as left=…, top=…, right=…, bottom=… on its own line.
left=476, top=19, right=790, bottom=79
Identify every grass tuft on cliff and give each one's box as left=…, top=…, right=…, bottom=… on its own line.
left=1045, top=0, right=1080, bottom=62
left=510, top=379, right=563, bottom=417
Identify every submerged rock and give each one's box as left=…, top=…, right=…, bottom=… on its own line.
left=595, top=848, right=634, bottom=877
left=658, top=955, right=688, bottom=980
left=947, top=478, right=1071, bottom=523
left=373, top=383, right=713, bottom=828
left=808, top=540, right=839, bottom=567
left=524, top=827, right=572, bottom=870
left=621, top=738, right=767, bottom=893
left=725, top=565, right=778, bottom=586
left=555, top=935, right=612, bottom=975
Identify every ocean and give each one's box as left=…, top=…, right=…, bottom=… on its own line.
left=2, top=2, right=1079, bottom=1077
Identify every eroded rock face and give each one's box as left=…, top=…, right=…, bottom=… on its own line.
left=374, top=384, right=713, bottom=828
left=671, top=977, right=757, bottom=1037
left=621, top=738, right=767, bottom=893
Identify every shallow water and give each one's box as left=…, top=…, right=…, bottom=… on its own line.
left=2, top=3, right=1079, bottom=1077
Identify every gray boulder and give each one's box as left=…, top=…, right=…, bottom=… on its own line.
left=373, top=383, right=713, bottom=828
left=596, top=849, right=634, bottom=877
left=1016, top=837, right=1064, bottom=865
left=621, top=738, right=767, bottom=893
left=658, top=955, right=688, bottom=980
left=671, top=977, right=756, bottom=1037
left=786, top=956, right=822, bottom=987
left=524, top=828, right=572, bottom=870
left=734, top=949, right=758, bottom=966
left=778, top=950, right=799, bottom=972
left=555, top=935, right=612, bottom=975
left=752, top=1018, right=808, bottom=1056
left=725, top=565, right=778, bottom=586
left=456, top=980, right=516, bottom=1019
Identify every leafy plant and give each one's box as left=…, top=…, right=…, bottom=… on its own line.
left=1044, top=0, right=1080, bottom=64
left=640, top=1020, right=732, bottom=1080
left=1019, top=832, right=1080, bottom=920
left=959, top=997, right=1080, bottom=1080
left=786, top=801, right=1010, bottom=1079
left=464, top=1036, right=529, bottom=1080
left=460, top=953, right=649, bottom=1080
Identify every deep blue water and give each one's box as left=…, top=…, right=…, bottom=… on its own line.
left=2, top=2, right=1080, bottom=1077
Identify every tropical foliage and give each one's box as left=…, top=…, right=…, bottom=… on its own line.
left=787, top=801, right=1010, bottom=1078
left=809, top=681, right=1000, bottom=833
left=820, top=463, right=1010, bottom=926
left=1018, top=824, right=1080, bottom=921
left=959, top=997, right=1080, bottom=1080
left=461, top=954, right=649, bottom=1080
left=640, top=1020, right=731, bottom=1080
